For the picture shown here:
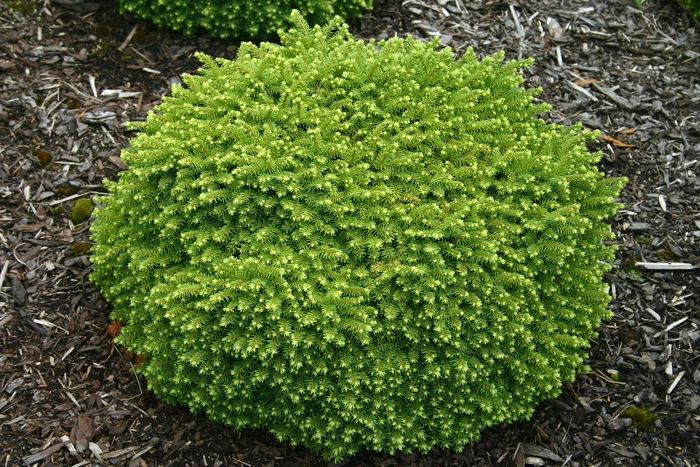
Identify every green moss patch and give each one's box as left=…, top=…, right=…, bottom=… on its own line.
left=623, top=406, right=657, bottom=431
left=70, top=198, right=93, bottom=224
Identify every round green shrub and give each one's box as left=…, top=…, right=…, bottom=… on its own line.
left=116, top=0, right=373, bottom=39
left=90, top=12, right=626, bottom=461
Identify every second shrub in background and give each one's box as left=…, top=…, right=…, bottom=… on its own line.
left=116, top=0, right=373, bottom=39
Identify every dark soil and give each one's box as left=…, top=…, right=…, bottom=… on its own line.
left=1, top=0, right=699, bottom=466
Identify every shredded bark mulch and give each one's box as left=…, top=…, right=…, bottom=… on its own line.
left=1, top=0, right=699, bottom=466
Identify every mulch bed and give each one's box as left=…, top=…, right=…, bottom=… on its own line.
left=1, top=0, right=699, bottom=466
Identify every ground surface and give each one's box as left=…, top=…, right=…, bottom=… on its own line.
left=0, top=0, right=699, bottom=466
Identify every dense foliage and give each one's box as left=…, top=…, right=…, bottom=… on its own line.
left=679, top=0, right=700, bottom=21
left=91, top=12, right=626, bottom=460
left=116, top=0, right=372, bottom=39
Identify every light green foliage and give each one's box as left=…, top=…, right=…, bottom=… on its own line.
left=91, top=12, right=626, bottom=461
left=116, top=0, right=372, bottom=39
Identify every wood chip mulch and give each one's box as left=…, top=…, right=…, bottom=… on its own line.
left=0, top=0, right=699, bottom=466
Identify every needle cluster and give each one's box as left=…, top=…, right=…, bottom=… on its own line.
left=91, top=12, right=626, bottom=461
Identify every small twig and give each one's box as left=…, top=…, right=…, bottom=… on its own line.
left=12, top=242, right=27, bottom=266
left=64, top=390, right=81, bottom=409
left=646, top=307, right=661, bottom=321
left=556, top=45, right=563, bottom=66
left=0, top=260, right=9, bottom=290
left=512, top=442, right=522, bottom=463
left=131, top=364, right=143, bottom=395
left=118, top=24, right=138, bottom=51
left=654, top=317, right=689, bottom=338
left=34, top=318, right=70, bottom=334
left=667, top=371, right=685, bottom=395
left=129, top=46, right=154, bottom=65
left=635, top=262, right=695, bottom=271
left=590, top=369, right=627, bottom=385
left=591, top=82, right=638, bottom=111
left=231, top=457, right=253, bottom=467
left=62, top=80, right=91, bottom=100
left=131, top=445, right=154, bottom=460
left=88, top=75, right=98, bottom=98
left=47, top=190, right=109, bottom=206
left=565, top=81, right=599, bottom=101
left=35, top=367, right=48, bottom=387
left=509, top=5, right=524, bottom=38
left=124, top=400, right=151, bottom=418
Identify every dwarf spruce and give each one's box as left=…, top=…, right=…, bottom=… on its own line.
left=116, top=0, right=372, bottom=39
left=91, top=12, right=625, bottom=461
left=680, top=0, right=700, bottom=21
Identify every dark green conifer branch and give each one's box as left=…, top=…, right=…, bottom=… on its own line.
left=91, top=11, right=626, bottom=461
left=116, top=0, right=373, bottom=40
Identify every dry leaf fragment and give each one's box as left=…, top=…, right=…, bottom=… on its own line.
left=74, top=414, right=95, bottom=453
left=21, top=441, right=69, bottom=465
left=89, top=441, right=104, bottom=459
left=690, top=417, right=700, bottom=432
left=107, top=320, right=124, bottom=337
left=12, top=278, right=27, bottom=306
left=600, top=134, right=635, bottom=148
left=618, top=127, right=638, bottom=134
left=128, top=457, right=148, bottom=467
left=59, top=229, right=75, bottom=243
left=524, top=457, right=546, bottom=466
left=573, top=77, right=598, bottom=86
left=522, top=443, right=565, bottom=462
left=12, top=222, right=45, bottom=232
left=106, top=419, right=129, bottom=436
left=108, top=154, right=129, bottom=170
left=659, top=195, right=667, bottom=212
